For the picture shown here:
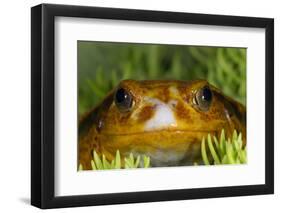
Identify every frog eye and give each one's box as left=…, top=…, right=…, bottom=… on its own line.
left=114, top=87, right=133, bottom=112
left=194, top=86, right=213, bottom=111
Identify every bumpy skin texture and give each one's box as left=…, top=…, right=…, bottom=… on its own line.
left=79, top=80, right=246, bottom=170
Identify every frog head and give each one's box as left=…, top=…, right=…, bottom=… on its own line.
left=79, top=80, right=246, bottom=168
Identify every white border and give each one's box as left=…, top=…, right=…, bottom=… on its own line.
left=55, top=17, right=265, bottom=196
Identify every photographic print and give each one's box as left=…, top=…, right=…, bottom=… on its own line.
left=31, top=4, right=273, bottom=208
left=78, top=42, right=247, bottom=171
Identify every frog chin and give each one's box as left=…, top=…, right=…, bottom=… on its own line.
left=148, top=150, right=186, bottom=167
left=128, top=148, right=200, bottom=167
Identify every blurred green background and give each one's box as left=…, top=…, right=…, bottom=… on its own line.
left=78, top=41, right=246, bottom=116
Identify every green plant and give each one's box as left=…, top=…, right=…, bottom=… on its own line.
left=79, top=150, right=151, bottom=171
left=78, top=43, right=246, bottom=116
left=201, top=129, right=247, bottom=165
left=78, top=129, right=246, bottom=171
left=124, top=153, right=151, bottom=169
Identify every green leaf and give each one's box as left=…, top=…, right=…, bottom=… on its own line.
left=115, top=150, right=121, bottom=169
left=226, top=139, right=235, bottom=164
left=219, top=129, right=226, bottom=156
left=201, top=137, right=210, bottom=165
left=78, top=164, right=83, bottom=171
left=239, top=149, right=247, bottom=163
left=110, top=69, right=119, bottom=87
left=91, top=160, right=97, bottom=170
left=207, top=134, right=221, bottom=164
left=102, top=154, right=111, bottom=169
left=125, top=157, right=135, bottom=168
left=93, top=151, right=103, bottom=170
left=213, top=136, right=220, bottom=155
left=134, top=156, right=140, bottom=168
left=129, top=153, right=134, bottom=163
left=233, top=135, right=240, bottom=152
left=143, top=156, right=150, bottom=168
left=124, top=158, right=132, bottom=169
left=87, top=79, right=106, bottom=99
left=237, top=132, right=243, bottom=149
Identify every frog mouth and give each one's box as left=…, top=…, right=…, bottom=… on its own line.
left=101, top=130, right=212, bottom=166
left=99, top=129, right=219, bottom=151
left=101, top=129, right=218, bottom=136
left=99, top=129, right=219, bottom=167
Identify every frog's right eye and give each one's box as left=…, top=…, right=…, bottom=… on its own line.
left=114, top=88, right=133, bottom=112
left=194, top=86, right=213, bottom=112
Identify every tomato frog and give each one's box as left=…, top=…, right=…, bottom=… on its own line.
left=79, top=79, right=246, bottom=170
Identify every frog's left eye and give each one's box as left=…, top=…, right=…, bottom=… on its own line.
left=194, top=86, right=213, bottom=111
left=114, top=87, right=133, bottom=112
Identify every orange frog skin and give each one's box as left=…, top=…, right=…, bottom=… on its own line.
left=79, top=79, right=246, bottom=170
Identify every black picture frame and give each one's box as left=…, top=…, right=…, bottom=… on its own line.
left=31, top=3, right=274, bottom=209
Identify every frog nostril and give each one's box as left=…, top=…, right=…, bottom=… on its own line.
left=168, top=100, right=178, bottom=108
left=96, top=119, right=104, bottom=132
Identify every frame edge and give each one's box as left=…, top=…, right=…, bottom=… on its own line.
left=265, top=18, right=274, bottom=194
left=31, top=4, right=43, bottom=208
left=30, top=3, right=275, bottom=209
